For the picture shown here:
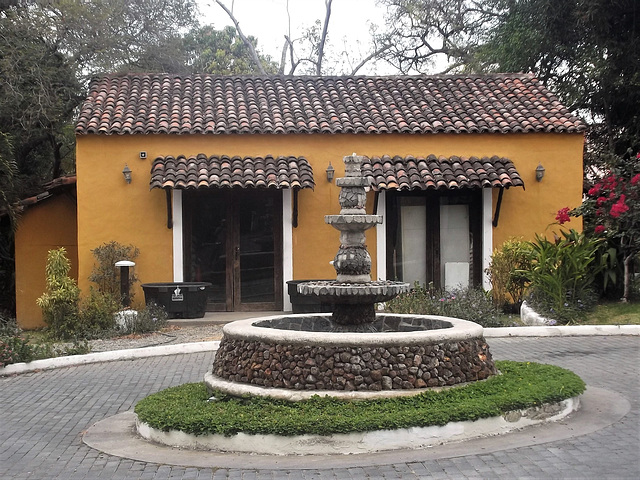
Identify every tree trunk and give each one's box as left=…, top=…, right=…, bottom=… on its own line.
left=622, top=253, right=633, bottom=302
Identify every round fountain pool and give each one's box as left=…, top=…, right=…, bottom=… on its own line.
left=205, top=313, right=497, bottom=401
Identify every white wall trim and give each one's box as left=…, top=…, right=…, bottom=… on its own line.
left=376, top=191, right=387, bottom=281
left=282, top=189, right=293, bottom=311
left=482, top=188, right=493, bottom=291
left=172, top=189, right=184, bottom=282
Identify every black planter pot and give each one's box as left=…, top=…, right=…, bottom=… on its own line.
left=142, top=282, right=211, bottom=319
left=286, top=280, right=334, bottom=314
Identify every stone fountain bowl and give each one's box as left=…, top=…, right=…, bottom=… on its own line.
left=206, top=313, right=497, bottom=401
left=296, top=280, right=410, bottom=305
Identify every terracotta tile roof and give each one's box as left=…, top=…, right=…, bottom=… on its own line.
left=150, top=154, right=314, bottom=190
left=1, top=175, right=77, bottom=218
left=362, top=155, right=524, bottom=190
left=76, top=74, right=585, bottom=136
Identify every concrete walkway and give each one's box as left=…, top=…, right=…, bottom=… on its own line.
left=1, top=334, right=639, bottom=479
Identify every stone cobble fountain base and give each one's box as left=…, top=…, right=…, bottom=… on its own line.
left=205, top=313, right=495, bottom=400
left=207, top=154, right=497, bottom=401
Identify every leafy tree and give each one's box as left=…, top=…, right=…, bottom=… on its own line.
left=380, top=0, right=640, bottom=159
left=183, top=25, right=278, bottom=75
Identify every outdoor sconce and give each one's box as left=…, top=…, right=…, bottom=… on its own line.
left=122, top=164, right=132, bottom=184
left=535, top=163, right=545, bottom=182
left=326, top=162, right=335, bottom=182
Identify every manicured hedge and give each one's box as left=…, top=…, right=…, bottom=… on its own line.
left=135, top=361, right=585, bottom=437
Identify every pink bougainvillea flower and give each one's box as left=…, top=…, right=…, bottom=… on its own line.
left=610, top=197, right=629, bottom=218
left=555, top=207, right=571, bottom=224
left=596, top=196, right=607, bottom=206
left=631, top=173, right=640, bottom=185
left=588, top=184, right=601, bottom=196
left=594, top=225, right=605, bottom=234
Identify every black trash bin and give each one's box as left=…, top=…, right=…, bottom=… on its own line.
left=287, top=280, right=334, bottom=313
left=141, top=282, right=211, bottom=319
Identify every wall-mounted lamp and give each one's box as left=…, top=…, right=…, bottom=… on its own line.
left=535, top=163, right=545, bottom=182
left=326, top=162, right=335, bottom=182
left=122, top=164, right=132, bottom=184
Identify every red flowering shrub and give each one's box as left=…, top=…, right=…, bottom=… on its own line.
left=555, top=207, right=571, bottom=224
left=571, top=153, right=640, bottom=301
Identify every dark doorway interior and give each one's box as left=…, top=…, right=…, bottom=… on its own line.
left=183, top=189, right=283, bottom=311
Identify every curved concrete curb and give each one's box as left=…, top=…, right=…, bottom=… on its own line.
left=82, top=386, right=629, bottom=469
left=484, top=324, right=640, bottom=337
left=2, top=324, right=639, bottom=376
left=0, top=341, right=220, bottom=376
left=135, top=397, right=579, bottom=455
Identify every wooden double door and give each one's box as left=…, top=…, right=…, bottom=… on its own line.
left=183, top=189, right=283, bottom=311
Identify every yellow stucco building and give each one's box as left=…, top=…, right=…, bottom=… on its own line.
left=15, top=74, right=585, bottom=327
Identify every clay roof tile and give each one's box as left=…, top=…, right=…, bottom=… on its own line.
left=76, top=74, right=585, bottom=136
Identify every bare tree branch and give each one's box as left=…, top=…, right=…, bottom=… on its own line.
left=349, top=43, right=392, bottom=75
left=215, top=0, right=267, bottom=75
left=316, top=0, right=332, bottom=75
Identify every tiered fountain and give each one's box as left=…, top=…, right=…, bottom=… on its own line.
left=205, top=154, right=496, bottom=400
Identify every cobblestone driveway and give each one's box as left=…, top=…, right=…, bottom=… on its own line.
left=1, top=336, right=638, bottom=479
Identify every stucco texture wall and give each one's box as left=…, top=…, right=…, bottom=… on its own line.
left=15, top=195, right=78, bottom=329
left=75, top=132, right=584, bottom=307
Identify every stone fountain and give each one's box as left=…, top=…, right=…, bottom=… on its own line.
left=205, top=154, right=496, bottom=400
left=297, top=153, right=408, bottom=329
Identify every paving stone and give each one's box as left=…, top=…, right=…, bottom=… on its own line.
left=1, top=337, right=639, bottom=479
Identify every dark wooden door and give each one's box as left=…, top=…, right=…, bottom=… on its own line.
left=183, top=189, right=282, bottom=311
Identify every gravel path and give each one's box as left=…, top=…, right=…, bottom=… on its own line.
left=86, top=324, right=224, bottom=352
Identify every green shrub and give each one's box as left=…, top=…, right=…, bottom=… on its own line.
left=89, top=241, right=139, bottom=302
left=385, top=283, right=502, bottom=327
left=486, top=238, right=531, bottom=312
left=135, top=361, right=585, bottom=437
left=118, top=302, right=168, bottom=335
left=523, top=229, right=604, bottom=323
left=0, top=313, right=90, bottom=367
left=78, top=287, right=120, bottom=334
left=0, top=340, right=15, bottom=368
left=36, top=247, right=82, bottom=340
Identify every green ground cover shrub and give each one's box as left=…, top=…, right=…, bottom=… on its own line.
left=135, top=361, right=585, bottom=437
left=118, top=302, right=168, bottom=334
left=0, top=313, right=89, bottom=368
left=385, top=283, right=503, bottom=327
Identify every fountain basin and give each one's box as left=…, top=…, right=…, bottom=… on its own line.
left=207, top=313, right=496, bottom=401
left=296, top=280, right=409, bottom=305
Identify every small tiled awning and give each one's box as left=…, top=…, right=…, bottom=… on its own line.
left=362, top=155, right=524, bottom=190
left=150, top=154, right=315, bottom=190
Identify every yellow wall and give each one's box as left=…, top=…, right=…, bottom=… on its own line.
left=75, top=132, right=584, bottom=306
left=15, top=195, right=78, bottom=329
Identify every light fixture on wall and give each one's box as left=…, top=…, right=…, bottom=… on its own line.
left=326, top=162, right=335, bottom=182
left=122, top=164, right=132, bottom=184
left=535, top=163, right=545, bottom=182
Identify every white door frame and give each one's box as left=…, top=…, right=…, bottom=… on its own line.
left=374, top=189, right=494, bottom=289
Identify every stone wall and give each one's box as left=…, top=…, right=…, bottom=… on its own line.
left=211, top=338, right=496, bottom=391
